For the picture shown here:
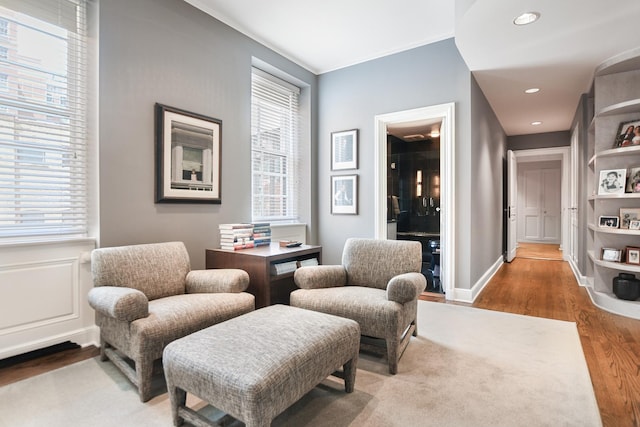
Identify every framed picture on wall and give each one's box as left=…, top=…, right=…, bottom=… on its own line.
left=598, top=169, right=626, bottom=195
left=613, top=118, right=640, bottom=148
left=155, top=103, right=222, bottom=203
left=626, top=167, right=640, bottom=192
left=598, top=215, right=619, bottom=228
left=331, top=174, right=358, bottom=215
left=331, top=129, right=358, bottom=170
left=602, top=247, right=622, bottom=262
left=620, top=208, right=640, bottom=229
left=626, top=247, right=640, bottom=265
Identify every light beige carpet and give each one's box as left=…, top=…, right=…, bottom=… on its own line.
left=0, top=301, right=602, bottom=427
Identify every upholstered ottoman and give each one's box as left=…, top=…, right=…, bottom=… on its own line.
left=163, top=304, right=360, bottom=427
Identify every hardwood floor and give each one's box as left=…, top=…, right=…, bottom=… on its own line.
left=1, top=249, right=638, bottom=426
left=516, top=242, right=563, bottom=260
left=470, top=256, right=640, bottom=427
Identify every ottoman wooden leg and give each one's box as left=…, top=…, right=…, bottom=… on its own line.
left=167, top=385, right=187, bottom=426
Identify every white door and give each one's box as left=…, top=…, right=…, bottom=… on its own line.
left=520, top=165, right=561, bottom=242
left=506, top=150, right=517, bottom=262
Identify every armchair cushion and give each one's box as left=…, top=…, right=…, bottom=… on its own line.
left=186, top=269, right=250, bottom=294
left=88, top=286, right=148, bottom=321
left=294, top=265, right=347, bottom=289
left=387, top=272, right=427, bottom=304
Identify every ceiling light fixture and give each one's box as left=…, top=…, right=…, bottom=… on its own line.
left=430, top=130, right=440, bottom=138
left=403, top=134, right=424, bottom=140
left=531, top=121, right=542, bottom=126
left=524, top=88, right=540, bottom=94
left=513, top=12, right=540, bottom=26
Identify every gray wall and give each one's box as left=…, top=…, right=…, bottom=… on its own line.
left=99, top=2, right=508, bottom=292
left=469, top=74, right=507, bottom=286
left=99, top=0, right=317, bottom=268
left=317, top=39, right=470, bottom=265
left=508, top=131, right=570, bottom=151
left=317, top=39, right=506, bottom=291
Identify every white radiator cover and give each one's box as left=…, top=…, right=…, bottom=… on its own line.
left=0, top=239, right=99, bottom=359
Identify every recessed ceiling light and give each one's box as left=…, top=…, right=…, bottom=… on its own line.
left=531, top=121, right=542, bottom=126
left=524, top=88, right=540, bottom=94
left=514, top=12, right=540, bottom=26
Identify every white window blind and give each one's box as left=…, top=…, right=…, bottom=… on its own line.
left=0, top=0, right=88, bottom=240
left=251, top=68, right=300, bottom=222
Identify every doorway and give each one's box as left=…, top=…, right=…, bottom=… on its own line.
left=507, top=147, right=571, bottom=262
left=386, top=121, right=442, bottom=292
left=374, top=103, right=455, bottom=297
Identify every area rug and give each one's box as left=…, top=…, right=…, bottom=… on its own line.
left=0, top=301, right=602, bottom=427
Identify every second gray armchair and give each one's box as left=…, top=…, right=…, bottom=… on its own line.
left=291, top=237, right=426, bottom=374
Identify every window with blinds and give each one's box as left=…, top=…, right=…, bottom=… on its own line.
left=251, top=68, right=300, bottom=222
left=0, top=0, right=88, bottom=240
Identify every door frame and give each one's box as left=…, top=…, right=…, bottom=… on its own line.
left=374, top=103, right=456, bottom=297
left=513, top=146, right=571, bottom=259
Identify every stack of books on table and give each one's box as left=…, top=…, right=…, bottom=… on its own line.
left=219, top=223, right=254, bottom=250
left=252, top=222, right=271, bottom=247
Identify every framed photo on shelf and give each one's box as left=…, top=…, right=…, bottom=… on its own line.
left=155, top=103, right=222, bottom=204
left=626, top=247, right=640, bottom=265
left=331, top=129, right=358, bottom=170
left=613, top=118, right=640, bottom=148
left=630, top=220, right=640, bottom=230
left=627, top=167, right=640, bottom=193
left=620, top=208, right=640, bottom=229
left=598, top=169, right=626, bottom=195
left=598, top=215, right=619, bottom=228
left=602, top=247, right=623, bottom=263
left=331, top=174, right=358, bottom=215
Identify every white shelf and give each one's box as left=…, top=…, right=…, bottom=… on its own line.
left=586, top=287, right=640, bottom=320
left=595, top=47, right=640, bottom=76
left=593, top=258, right=640, bottom=273
left=588, top=223, right=640, bottom=235
left=596, top=99, right=640, bottom=117
left=592, top=144, right=640, bottom=160
left=587, top=49, right=640, bottom=320
left=592, top=192, right=640, bottom=200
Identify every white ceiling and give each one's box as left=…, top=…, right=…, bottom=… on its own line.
left=184, top=0, right=640, bottom=136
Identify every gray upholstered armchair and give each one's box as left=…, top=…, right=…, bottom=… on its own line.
left=88, top=241, right=255, bottom=402
left=291, top=238, right=426, bottom=374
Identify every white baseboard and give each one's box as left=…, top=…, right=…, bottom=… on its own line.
left=449, top=255, right=504, bottom=303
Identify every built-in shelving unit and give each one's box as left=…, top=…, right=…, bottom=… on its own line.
left=586, top=47, right=640, bottom=319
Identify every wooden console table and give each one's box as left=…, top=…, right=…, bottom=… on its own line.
left=205, top=243, right=322, bottom=308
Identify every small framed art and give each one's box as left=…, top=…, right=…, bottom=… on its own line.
left=331, top=174, right=358, bottom=215
left=627, top=167, right=640, bottom=193
left=598, top=215, right=619, bottom=228
left=331, top=129, right=358, bottom=170
left=598, top=169, right=626, bottom=195
left=602, top=247, right=622, bottom=263
left=626, top=247, right=640, bottom=265
left=613, top=118, right=640, bottom=148
left=630, top=220, right=640, bottom=230
left=620, top=208, right=640, bottom=229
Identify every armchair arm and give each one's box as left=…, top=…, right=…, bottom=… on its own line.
left=294, top=265, right=347, bottom=289
left=386, top=272, right=427, bottom=304
left=185, top=269, right=250, bottom=293
left=87, top=287, right=148, bottom=321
